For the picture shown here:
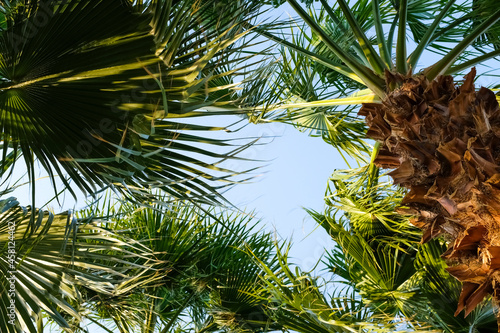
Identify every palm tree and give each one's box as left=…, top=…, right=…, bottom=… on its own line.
left=0, top=0, right=271, bottom=206
left=0, top=189, right=291, bottom=333
left=248, top=0, right=500, bottom=324
left=0, top=1, right=286, bottom=331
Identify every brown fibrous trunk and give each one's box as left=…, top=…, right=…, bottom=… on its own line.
left=359, top=68, right=500, bottom=320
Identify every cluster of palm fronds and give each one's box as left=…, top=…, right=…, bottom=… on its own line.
left=0, top=190, right=291, bottom=332
left=0, top=0, right=274, bottom=205
left=4, top=0, right=500, bottom=332
left=0, top=0, right=289, bottom=332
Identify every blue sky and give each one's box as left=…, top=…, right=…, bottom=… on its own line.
left=222, top=121, right=340, bottom=271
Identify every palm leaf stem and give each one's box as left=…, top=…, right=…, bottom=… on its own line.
left=286, top=0, right=386, bottom=97
left=254, top=94, right=380, bottom=112
left=408, top=0, right=456, bottom=69
left=372, top=0, right=393, bottom=67
left=426, top=8, right=500, bottom=80
left=367, top=141, right=381, bottom=192
left=428, top=14, right=470, bottom=45
left=396, top=0, right=408, bottom=73
left=446, top=48, right=500, bottom=74
left=387, top=14, right=399, bottom=56
left=332, top=0, right=388, bottom=74
left=36, top=312, right=43, bottom=333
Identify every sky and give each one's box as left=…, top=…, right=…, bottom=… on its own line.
left=223, top=121, right=341, bottom=271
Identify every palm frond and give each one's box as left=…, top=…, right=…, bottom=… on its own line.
left=0, top=0, right=272, bottom=206
left=250, top=242, right=408, bottom=333
left=76, top=194, right=282, bottom=332
left=0, top=197, right=155, bottom=333
left=245, top=37, right=372, bottom=161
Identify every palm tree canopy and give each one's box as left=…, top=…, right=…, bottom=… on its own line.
left=57, top=197, right=284, bottom=333
left=0, top=0, right=270, bottom=205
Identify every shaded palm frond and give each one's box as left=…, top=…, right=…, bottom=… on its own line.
left=0, top=0, right=273, bottom=206
left=0, top=197, right=155, bottom=333
left=76, top=195, right=282, bottom=333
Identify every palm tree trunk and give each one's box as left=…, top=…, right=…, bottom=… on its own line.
left=359, top=68, right=500, bottom=319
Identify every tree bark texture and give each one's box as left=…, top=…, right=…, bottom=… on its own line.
left=359, top=68, right=500, bottom=320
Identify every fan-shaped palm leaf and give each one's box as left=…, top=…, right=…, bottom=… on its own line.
left=0, top=196, right=156, bottom=333
left=0, top=0, right=271, bottom=206
left=73, top=196, right=282, bottom=333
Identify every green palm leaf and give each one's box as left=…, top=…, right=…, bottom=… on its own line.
left=75, top=195, right=282, bottom=333
left=0, top=0, right=270, bottom=205
left=0, top=196, right=155, bottom=333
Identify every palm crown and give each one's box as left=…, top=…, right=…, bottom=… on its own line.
left=250, top=0, right=500, bottom=327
